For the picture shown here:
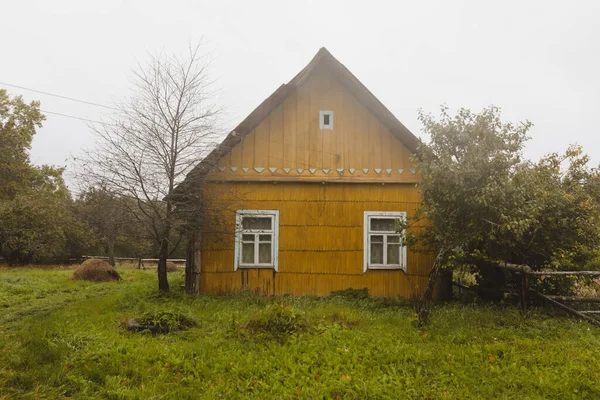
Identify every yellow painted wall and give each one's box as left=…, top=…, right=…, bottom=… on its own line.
left=208, top=67, right=418, bottom=183
left=198, top=182, right=433, bottom=298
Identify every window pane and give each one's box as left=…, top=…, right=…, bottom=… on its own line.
left=259, top=243, right=272, bottom=264
left=259, top=234, right=272, bottom=242
left=242, top=234, right=255, bottom=242
left=242, top=216, right=271, bottom=230
left=388, top=235, right=400, bottom=243
left=371, top=218, right=397, bottom=232
left=371, top=235, right=384, bottom=243
left=370, top=243, right=384, bottom=264
left=242, top=243, right=254, bottom=264
left=387, top=244, right=400, bottom=265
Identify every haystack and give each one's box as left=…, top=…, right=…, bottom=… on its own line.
left=70, top=258, right=122, bottom=282
left=166, top=261, right=182, bottom=272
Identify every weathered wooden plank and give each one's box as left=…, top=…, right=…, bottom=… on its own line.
left=206, top=174, right=420, bottom=184
left=532, top=290, right=600, bottom=327
left=200, top=181, right=433, bottom=294
left=529, top=271, right=600, bottom=276
left=268, top=103, right=284, bottom=168
left=241, top=130, right=255, bottom=168
left=545, top=295, right=600, bottom=303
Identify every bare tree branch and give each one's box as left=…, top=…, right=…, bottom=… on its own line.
left=74, top=42, right=221, bottom=292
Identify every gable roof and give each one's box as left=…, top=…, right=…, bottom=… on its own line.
left=175, top=47, right=420, bottom=194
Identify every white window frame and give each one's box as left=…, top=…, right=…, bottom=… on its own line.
left=234, top=210, right=279, bottom=271
left=363, top=211, right=407, bottom=272
left=319, top=110, right=334, bottom=130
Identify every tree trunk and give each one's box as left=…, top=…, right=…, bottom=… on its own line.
left=157, top=200, right=174, bottom=292
left=416, top=247, right=450, bottom=326
left=107, top=238, right=116, bottom=267
left=157, top=238, right=170, bottom=292
left=185, top=232, right=200, bottom=296
left=438, top=269, right=453, bottom=301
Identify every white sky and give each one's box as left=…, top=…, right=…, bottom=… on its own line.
left=2, top=0, right=600, bottom=186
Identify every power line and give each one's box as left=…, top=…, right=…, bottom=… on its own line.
left=0, top=81, right=118, bottom=110
left=41, top=109, right=112, bottom=125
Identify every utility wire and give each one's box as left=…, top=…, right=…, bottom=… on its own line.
left=0, top=81, right=118, bottom=110
left=41, top=109, right=112, bottom=125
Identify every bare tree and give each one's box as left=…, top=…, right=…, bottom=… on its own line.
left=76, top=44, right=220, bottom=292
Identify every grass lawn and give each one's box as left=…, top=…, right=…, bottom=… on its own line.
left=1, top=266, right=600, bottom=399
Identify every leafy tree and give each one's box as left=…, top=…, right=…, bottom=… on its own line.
left=0, top=166, right=87, bottom=263
left=76, top=186, right=128, bottom=266
left=0, top=89, right=45, bottom=199
left=409, top=106, right=600, bottom=324
left=75, top=187, right=158, bottom=263
left=0, top=90, right=87, bottom=264
left=474, top=145, right=600, bottom=294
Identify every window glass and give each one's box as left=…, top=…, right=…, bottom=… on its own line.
left=387, top=244, right=400, bottom=265
left=259, top=243, right=272, bottom=263
left=371, top=235, right=384, bottom=243
left=242, top=243, right=255, bottom=264
left=371, top=218, right=396, bottom=232
left=370, top=242, right=384, bottom=264
left=242, top=217, right=271, bottom=230
left=387, top=235, right=400, bottom=243
left=259, top=234, right=272, bottom=242
left=242, top=234, right=254, bottom=242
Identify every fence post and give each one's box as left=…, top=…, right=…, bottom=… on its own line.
left=524, top=273, right=530, bottom=310
left=520, top=273, right=530, bottom=312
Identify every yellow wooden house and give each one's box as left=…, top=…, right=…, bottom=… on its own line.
left=179, top=48, right=433, bottom=297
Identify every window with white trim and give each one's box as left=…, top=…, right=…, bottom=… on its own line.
left=234, top=210, right=279, bottom=271
left=320, top=110, right=334, bottom=130
left=364, top=212, right=406, bottom=272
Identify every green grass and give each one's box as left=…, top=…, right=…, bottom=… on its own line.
left=1, top=266, right=600, bottom=399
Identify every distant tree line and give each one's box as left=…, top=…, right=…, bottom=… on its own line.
left=0, top=89, right=185, bottom=264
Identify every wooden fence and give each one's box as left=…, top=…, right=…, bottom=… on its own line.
left=455, top=262, right=600, bottom=327
left=81, top=256, right=186, bottom=270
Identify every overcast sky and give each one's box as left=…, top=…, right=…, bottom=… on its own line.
left=2, top=0, right=600, bottom=186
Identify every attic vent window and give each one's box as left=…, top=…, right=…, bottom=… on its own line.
left=320, top=110, right=334, bottom=130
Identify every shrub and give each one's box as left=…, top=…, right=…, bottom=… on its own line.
left=241, top=303, right=311, bottom=342
left=136, top=310, right=195, bottom=327
left=125, top=310, right=196, bottom=333
left=328, top=288, right=369, bottom=301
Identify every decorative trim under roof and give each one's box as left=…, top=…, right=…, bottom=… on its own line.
left=173, top=47, right=420, bottom=196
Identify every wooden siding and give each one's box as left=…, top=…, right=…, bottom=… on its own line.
left=197, top=182, right=434, bottom=298
left=210, top=67, right=418, bottom=183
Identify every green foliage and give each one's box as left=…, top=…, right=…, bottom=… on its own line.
left=412, top=106, right=600, bottom=297
left=0, top=90, right=89, bottom=263
left=412, top=105, right=531, bottom=255
left=136, top=310, right=196, bottom=329
left=1, top=267, right=600, bottom=399
left=74, top=187, right=154, bottom=260
left=0, top=89, right=45, bottom=199
left=240, top=302, right=311, bottom=342
left=329, top=287, right=369, bottom=300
